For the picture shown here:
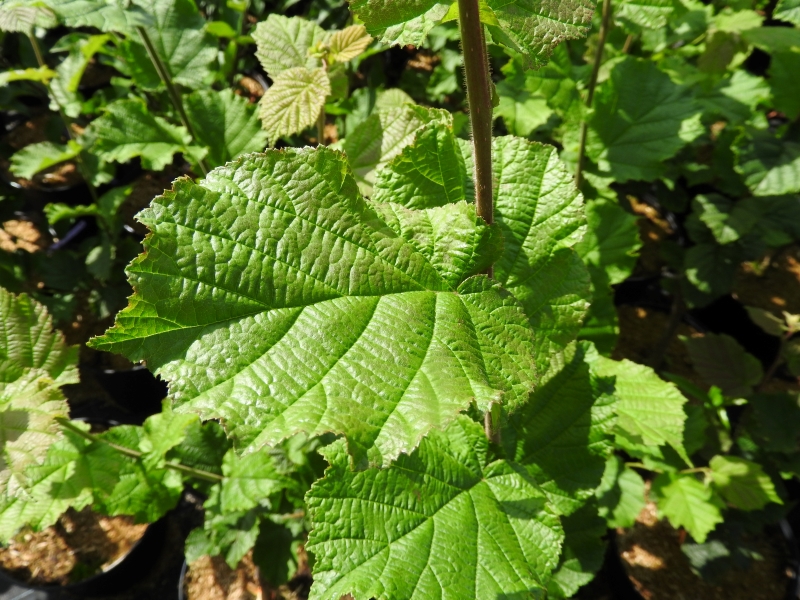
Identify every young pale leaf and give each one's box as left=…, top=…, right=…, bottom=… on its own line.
left=745, top=307, right=785, bottom=337
left=0, top=1, right=56, bottom=33
left=595, top=455, right=646, bottom=528
left=652, top=473, right=723, bottom=543
left=87, top=99, right=195, bottom=171
left=9, top=141, right=82, bottom=181
left=120, top=0, right=216, bottom=90
left=775, top=0, right=800, bottom=25
left=513, top=342, right=617, bottom=516
left=581, top=57, right=703, bottom=182
left=253, top=15, right=325, bottom=76
left=588, top=354, right=690, bottom=464
left=734, top=128, right=800, bottom=197
left=185, top=89, right=268, bottom=169
left=614, top=0, right=675, bottom=30
left=258, top=67, right=331, bottom=144
left=219, top=449, right=293, bottom=513
left=0, top=67, right=57, bottom=86
left=306, top=416, right=563, bottom=600
left=708, top=455, right=782, bottom=511
left=484, top=0, right=596, bottom=68
left=89, top=148, right=537, bottom=468
left=372, top=121, right=469, bottom=209
left=682, top=333, right=763, bottom=397
left=0, top=288, right=79, bottom=386
left=341, top=104, right=451, bottom=193
left=328, top=24, right=372, bottom=63
left=349, top=0, right=451, bottom=47
left=546, top=501, right=607, bottom=599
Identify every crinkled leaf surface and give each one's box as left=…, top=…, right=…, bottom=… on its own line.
left=185, top=89, right=268, bottom=169
left=306, top=416, right=563, bottom=600
left=349, top=0, right=451, bottom=47
left=86, top=99, right=194, bottom=171
left=90, top=147, right=537, bottom=467
left=44, top=0, right=150, bottom=32
left=253, top=14, right=325, bottom=76
left=328, top=25, right=373, bottom=63
left=341, top=104, right=450, bottom=194
left=652, top=472, right=723, bottom=543
left=582, top=57, right=703, bottom=182
left=485, top=0, right=596, bottom=68
left=709, top=455, right=781, bottom=511
left=120, top=0, right=216, bottom=90
left=258, top=67, right=331, bottom=144
left=614, top=0, right=676, bottom=30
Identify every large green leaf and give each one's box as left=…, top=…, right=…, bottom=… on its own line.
left=9, top=141, right=82, bottom=181
left=349, top=0, right=451, bottom=47
left=581, top=57, right=703, bottom=182
left=253, top=14, right=326, bottom=76
left=44, top=0, right=150, bottom=32
left=614, top=0, right=676, bottom=30
left=682, top=333, right=763, bottom=397
left=86, top=99, right=197, bottom=171
left=513, top=342, right=617, bottom=515
left=768, top=51, right=800, bottom=120
left=708, top=455, right=781, bottom=511
left=185, top=89, right=268, bottom=169
left=484, top=0, right=596, bottom=68
left=89, top=147, right=537, bottom=467
left=306, top=416, right=563, bottom=600
left=775, top=0, right=800, bottom=25
left=258, top=67, right=331, bottom=144
left=119, top=0, right=216, bottom=90
left=734, top=127, right=800, bottom=197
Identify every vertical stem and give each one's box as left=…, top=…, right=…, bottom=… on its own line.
left=457, top=0, right=494, bottom=236
left=135, top=26, right=209, bottom=176
left=316, top=107, right=326, bottom=146
left=28, top=34, right=99, bottom=202
left=575, top=0, right=612, bottom=189
left=622, top=33, right=635, bottom=53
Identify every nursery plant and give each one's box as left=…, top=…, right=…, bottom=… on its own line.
left=1, top=0, right=798, bottom=597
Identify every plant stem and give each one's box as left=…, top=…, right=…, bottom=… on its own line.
left=457, top=0, right=494, bottom=244
left=622, top=33, right=635, bottom=53
left=135, top=26, right=209, bottom=176
left=28, top=34, right=99, bottom=203
left=317, top=107, right=325, bottom=146
left=56, top=417, right=223, bottom=484
left=575, top=0, right=612, bottom=189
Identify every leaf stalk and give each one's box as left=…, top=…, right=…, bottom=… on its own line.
left=55, top=417, right=224, bottom=484
left=575, top=0, right=612, bottom=189
left=457, top=0, right=494, bottom=248
left=135, top=26, right=209, bottom=176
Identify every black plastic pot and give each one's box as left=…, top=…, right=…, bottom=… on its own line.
left=0, top=517, right=167, bottom=600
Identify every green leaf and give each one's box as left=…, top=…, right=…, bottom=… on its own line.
left=698, top=70, right=770, bottom=125
left=745, top=392, right=800, bottom=453
left=492, top=137, right=591, bottom=366
left=742, top=26, right=800, bottom=52
left=514, top=342, right=617, bottom=515
left=258, top=67, right=331, bottom=144
left=86, top=99, right=194, bottom=171
left=43, top=202, right=98, bottom=226
left=708, top=455, right=782, bottom=511
left=341, top=104, right=451, bottom=194
left=683, top=241, right=740, bottom=298
left=253, top=15, right=326, bottom=76
left=44, top=0, right=150, bottom=32
left=219, top=449, right=292, bottom=513
left=185, top=89, right=268, bottom=169
left=49, top=33, right=110, bottom=118
left=328, top=24, right=373, bottom=63
left=372, top=121, right=469, bottom=209
left=652, top=472, right=723, bottom=543
left=0, top=67, right=57, bottom=86
left=0, top=1, right=56, bottom=33
left=596, top=456, right=646, bottom=528
left=734, top=127, right=800, bottom=196
left=119, top=0, right=216, bottom=90
left=9, top=141, right=82, bottom=181
left=775, top=0, right=800, bottom=25
left=693, top=194, right=758, bottom=245
left=349, top=0, right=451, bottom=47
left=745, top=307, right=785, bottom=337
left=614, top=0, right=676, bottom=30
left=768, top=51, right=800, bottom=120
left=546, top=501, right=607, bottom=599
left=682, top=333, right=763, bottom=397
left=575, top=198, right=640, bottom=286
left=588, top=354, right=690, bottom=464
left=581, top=57, right=703, bottom=182
left=0, top=288, right=79, bottom=386
left=484, top=0, right=596, bottom=68
left=306, top=416, right=563, bottom=600
left=89, top=147, right=537, bottom=468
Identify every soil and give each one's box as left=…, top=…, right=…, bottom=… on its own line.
left=733, top=244, right=800, bottom=317
left=0, top=219, right=46, bottom=253
left=0, top=507, right=147, bottom=586
left=122, top=168, right=184, bottom=236
left=617, top=502, right=791, bottom=600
